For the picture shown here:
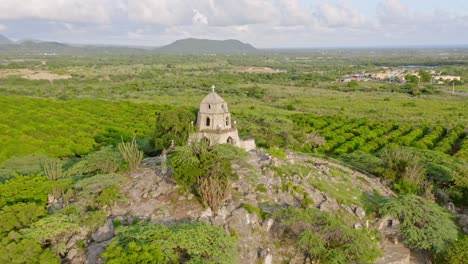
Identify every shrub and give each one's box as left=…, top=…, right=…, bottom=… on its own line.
left=268, top=146, right=287, bottom=159
left=102, top=221, right=238, bottom=264
left=118, top=136, right=143, bottom=172
left=0, top=154, right=49, bottom=181
left=380, top=195, right=457, bottom=254
left=274, top=208, right=381, bottom=263
left=443, top=235, right=468, bottom=264
left=66, top=146, right=122, bottom=176
left=96, top=184, right=122, bottom=208
left=43, top=159, right=63, bottom=181
left=153, top=108, right=196, bottom=153
left=170, top=143, right=233, bottom=211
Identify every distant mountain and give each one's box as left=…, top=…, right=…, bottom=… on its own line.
left=0, top=39, right=149, bottom=55
left=0, top=34, right=13, bottom=44
left=157, top=38, right=257, bottom=54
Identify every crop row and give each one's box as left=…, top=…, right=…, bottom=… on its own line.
left=292, top=114, right=466, bottom=158
left=0, top=97, right=165, bottom=163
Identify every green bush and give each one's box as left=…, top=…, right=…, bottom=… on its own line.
left=102, top=221, right=238, bottom=264
left=96, top=184, right=122, bottom=208
left=0, top=237, right=59, bottom=264
left=274, top=208, right=381, bottom=263
left=0, top=154, right=49, bottom=181
left=443, top=235, right=468, bottom=264
left=66, top=146, right=122, bottom=176
left=0, top=175, right=52, bottom=208
left=380, top=195, right=457, bottom=254
left=153, top=108, right=196, bottom=153
left=170, top=143, right=233, bottom=211
left=268, top=146, right=287, bottom=159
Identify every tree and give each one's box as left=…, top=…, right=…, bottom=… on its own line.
left=380, top=195, right=457, bottom=255
left=153, top=108, right=196, bottom=153
left=418, top=69, right=432, bottom=83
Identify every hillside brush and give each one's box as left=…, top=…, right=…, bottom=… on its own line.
left=43, top=159, right=63, bottom=181
left=118, top=136, right=143, bottom=172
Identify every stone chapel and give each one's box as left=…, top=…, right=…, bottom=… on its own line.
left=190, top=86, right=256, bottom=151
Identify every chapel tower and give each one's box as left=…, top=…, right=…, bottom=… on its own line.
left=190, top=85, right=255, bottom=151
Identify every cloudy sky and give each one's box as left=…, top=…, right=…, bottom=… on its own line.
left=0, top=0, right=467, bottom=48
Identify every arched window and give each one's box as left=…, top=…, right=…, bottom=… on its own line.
left=208, top=104, right=211, bottom=109
left=206, top=117, right=210, bottom=127
left=225, top=116, right=229, bottom=126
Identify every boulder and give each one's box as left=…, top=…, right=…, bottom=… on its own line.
left=227, top=208, right=252, bottom=236
left=92, top=219, right=114, bottom=243
left=262, top=218, right=274, bottom=232
left=318, top=197, right=339, bottom=212
left=354, top=207, right=366, bottom=219
left=353, top=223, right=362, bottom=229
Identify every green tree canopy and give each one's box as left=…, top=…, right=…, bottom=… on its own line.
left=380, top=195, right=457, bottom=253
left=153, top=108, right=196, bottom=153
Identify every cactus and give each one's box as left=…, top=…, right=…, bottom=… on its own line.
left=118, top=135, right=143, bottom=172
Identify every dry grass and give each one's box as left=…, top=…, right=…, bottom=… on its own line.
left=0, top=69, right=71, bottom=81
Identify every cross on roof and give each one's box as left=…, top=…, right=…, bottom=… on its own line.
left=211, top=85, right=215, bottom=93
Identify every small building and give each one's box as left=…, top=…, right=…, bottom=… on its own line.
left=190, top=86, right=256, bottom=151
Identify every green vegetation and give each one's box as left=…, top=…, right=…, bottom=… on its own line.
left=274, top=207, right=381, bottom=263
left=0, top=50, right=466, bottom=263
left=381, top=195, right=457, bottom=254
left=442, top=235, right=468, bottom=264
left=170, top=142, right=233, bottom=211
left=118, top=136, right=143, bottom=172
left=0, top=97, right=165, bottom=163
left=102, top=221, right=238, bottom=264
left=152, top=108, right=196, bottom=153
left=241, top=204, right=271, bottom=220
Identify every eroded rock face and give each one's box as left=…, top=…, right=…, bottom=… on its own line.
left=227, top=208, right=252, bottom=237
left=92, top=219, right=114, bottom=243
left=86, top=240, right=112, bottom=264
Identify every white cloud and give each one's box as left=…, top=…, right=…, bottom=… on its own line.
left=377, top=0, right=409, bottom=24
left=0, top=24, right=6, bottom=31
left=0, top=0, right=113, bottom=24
left=315, top=2, right=366, bottom=28
left=126, top=0, right=307, bottom=27
left=192, top=9, right=208, bottom=25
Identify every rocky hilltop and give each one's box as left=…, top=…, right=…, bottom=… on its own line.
left=59, top=149, right=426, bottom=264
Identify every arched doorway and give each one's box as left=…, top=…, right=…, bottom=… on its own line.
left=227, top=136, right=234, bottom=144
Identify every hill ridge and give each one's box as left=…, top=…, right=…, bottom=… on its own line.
left=156, top=38, right=257, bottom=54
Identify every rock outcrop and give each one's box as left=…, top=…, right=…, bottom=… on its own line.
left=82, top=149, right=407, bottom=263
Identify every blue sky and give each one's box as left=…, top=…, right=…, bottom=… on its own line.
left=0, top=0, right=467, bottom=48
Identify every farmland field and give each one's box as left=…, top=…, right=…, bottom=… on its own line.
left=0, top=48, right=467, bottom=264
